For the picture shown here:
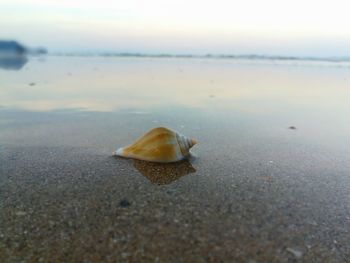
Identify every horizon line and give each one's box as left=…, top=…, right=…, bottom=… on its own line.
left=48, top=51, right=350, bottom=63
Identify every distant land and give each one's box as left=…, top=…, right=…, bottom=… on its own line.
left=0, top=40, right=47, bottom=57
left=0, top=40, right=47, bottom=70
left=1, top=40, right=349, bottom=64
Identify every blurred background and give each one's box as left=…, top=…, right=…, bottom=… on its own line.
left=1, top=0, right=350, bottom=57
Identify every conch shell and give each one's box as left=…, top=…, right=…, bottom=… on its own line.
left=113, top=127, right=197, bottom=163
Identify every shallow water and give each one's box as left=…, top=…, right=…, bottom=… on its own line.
left=1, top=56, right=350, bottom=262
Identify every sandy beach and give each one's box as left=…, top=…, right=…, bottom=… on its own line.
left=1, top=56, right=350, bottom=262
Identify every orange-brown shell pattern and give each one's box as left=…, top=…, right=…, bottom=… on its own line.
left=114, top=127, right=197, bottom=163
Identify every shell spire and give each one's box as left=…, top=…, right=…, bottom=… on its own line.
left=113, top=127, right=197, bottom=163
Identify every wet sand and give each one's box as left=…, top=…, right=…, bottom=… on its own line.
left=1, top=57, right=350, bottom=262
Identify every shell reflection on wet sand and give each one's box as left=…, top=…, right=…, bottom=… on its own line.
left=113, top=127, right=197, bottom=163
left=133, top=159, right=196, bottom=185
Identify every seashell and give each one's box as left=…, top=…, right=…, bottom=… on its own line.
left=113, top=127, right=197, bottom=163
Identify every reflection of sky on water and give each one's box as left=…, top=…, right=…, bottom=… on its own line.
left=1, top=56, right=349, bottom=113
left=0, top=56, right=350, bottom=152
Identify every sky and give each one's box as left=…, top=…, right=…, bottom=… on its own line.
left=1, top=0, right=350, bottom=56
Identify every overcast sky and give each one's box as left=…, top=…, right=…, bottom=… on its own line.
left=1, top=0, right=350, bottom=56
